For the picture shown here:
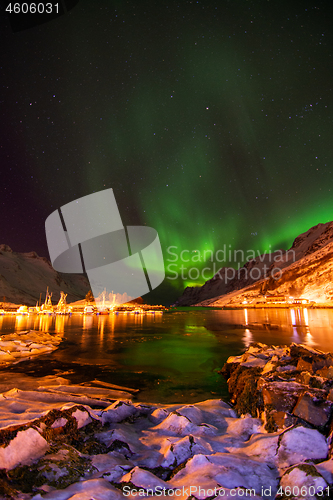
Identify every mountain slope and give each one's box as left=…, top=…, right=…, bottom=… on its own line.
left=175, top=222, right=333, bottom=306
left=0, top=245, right=89, bottom=305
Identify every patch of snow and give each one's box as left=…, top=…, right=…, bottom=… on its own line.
left=0, top=376, right=329, bottom=499
left=276, top=365, right=297, bottom=372
left=160, top=434, right=212, bottom=467
left=71, top=408, right=92, bottom=429
left=170, top=453, right=278, bottom=499
left=153, top=411, right=218, bottom=437
left=31, top=478, right=123, bottom=499
left=280, top=464, right=328, bottom=494
left=226, top=416, right=262, bottom=440
left=51, top=417, right=68, bottom=429
left=101, top=400, right=138, bottom=424
left=226, top=432, right=279, bottom=464
left=315, top=457, right=333, bottom=484
left=149, top=407, right=170, bottom=424
left=240, top=355, right=267, bottom=368
left=121, top=465, right=170, bottom=489
left=277, top=427, right=328, bottom=468
left=0, top=427, right=49, bottom=470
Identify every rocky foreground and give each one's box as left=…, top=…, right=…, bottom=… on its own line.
left=0, top=343, right=332, bottom=499
left=221, top=343, right=333, bottom=430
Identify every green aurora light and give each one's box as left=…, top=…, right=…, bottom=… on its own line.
left=1, top=1, right=331, bottom=303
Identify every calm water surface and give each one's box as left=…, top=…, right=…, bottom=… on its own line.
left=1, top=307, right=333, bottom=404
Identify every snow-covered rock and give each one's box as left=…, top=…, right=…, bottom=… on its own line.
left=0, top=353, right=330, bottom=499
left=0, top=393, right=329, bottom=499
left=31, top=478, right=123, bottom=499
left=315, top=457, right=333, bottom=484
left=170, top=453, right=278, bottom=499
left=71, top=408, right=92, bottom=429
left=0, top=427, right=49, bottom=469
left=226, top=432, right=280, bottom=464
left=279, top=464, right=328, bottom=497
left=225, top=416, right=262, bottom=440
left=101, top=400, right=138, bottom=424
left=153, top=410, right=218, bottom=437
left=277, top=427, right=328, bottom=468
left=160, top=434, right=213, bottom=467
left=121, top=466, right=170, bottom=490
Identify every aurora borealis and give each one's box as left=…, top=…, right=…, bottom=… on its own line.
left=1, top=0, right=332, bottom=304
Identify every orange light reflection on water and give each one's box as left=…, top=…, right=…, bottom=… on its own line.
left=243, top=328, right=253, bottom=347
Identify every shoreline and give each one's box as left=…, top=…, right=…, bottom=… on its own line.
left=0, top=340, right=331, bottom=498
left=174, top=304, right=333, bottom=310
left=214, top=304, right=333, bottom=309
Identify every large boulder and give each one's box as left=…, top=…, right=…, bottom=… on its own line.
left=279, top=464, right=328, bottom=497
left=293, top=392, right=333, bottom=427
left=262, top=382, right=306, bottom=412
left=0, top=428, right=49, bottom=470
left=277, top=427, right=328, bottom=468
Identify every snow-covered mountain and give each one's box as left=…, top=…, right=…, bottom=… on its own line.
left=175, top=222, right=333, bottom=306
left=0, top=245, right=89, bottom=305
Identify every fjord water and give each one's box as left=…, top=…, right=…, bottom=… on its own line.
left=1, top=307, right=333, bottom=404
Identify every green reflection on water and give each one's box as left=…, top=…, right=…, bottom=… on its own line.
left=2, top=307, right=333, bottom=404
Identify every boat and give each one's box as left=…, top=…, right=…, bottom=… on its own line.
left=96, top=290, right=109, bottom=315
left=83, top=304, right=95, bottom=314
left=56, top=291, right=71, bottom=314
left=133, top=308, right=144, bottom=314
left=17, top=305, right=29, bottom=315
left=38, top=287, right=54, bottom=314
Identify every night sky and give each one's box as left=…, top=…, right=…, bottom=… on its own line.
left=0, top=0, right=332, bottom=304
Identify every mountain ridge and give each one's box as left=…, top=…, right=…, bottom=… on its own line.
left=174, top=221, right=333, bottom=307
left=0, top=245, right=89, bottom=305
